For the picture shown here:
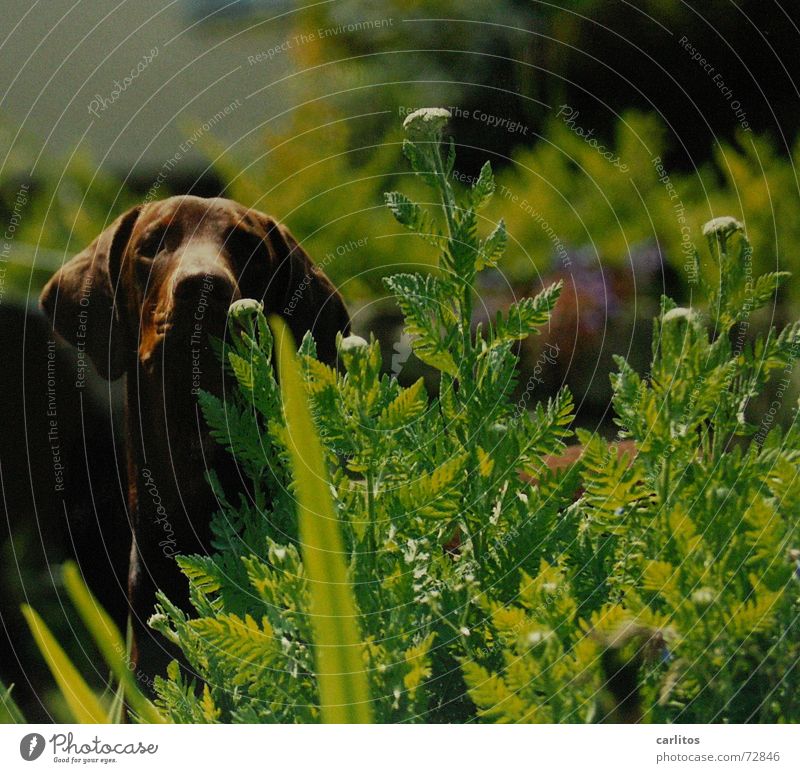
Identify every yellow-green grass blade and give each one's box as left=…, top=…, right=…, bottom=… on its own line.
left=106, top=616, right=134, bottom=724
left=0, top=679, right=26, bottom=723
left=21, top=605, right=107, bottom=723
left=106, top=678, right=127, bottom=725
left=270, top=315, right=372, bottom=723
left=62, top=562, right=166, bottom=724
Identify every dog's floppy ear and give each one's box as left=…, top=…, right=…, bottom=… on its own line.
left=255, top=214, right=350, bottom=364
left=40, top=206, right=141, bottom=380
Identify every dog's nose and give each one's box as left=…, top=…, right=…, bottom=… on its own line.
left=172, top=271, right=236, bottom=305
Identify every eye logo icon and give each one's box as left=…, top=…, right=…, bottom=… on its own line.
left=19, top=733, right=45, bottom=761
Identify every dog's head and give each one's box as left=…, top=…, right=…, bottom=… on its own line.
left=40, top=196, right=350, bottom=382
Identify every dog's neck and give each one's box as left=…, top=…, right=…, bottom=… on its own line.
left=123, top=341, right=240, bottom=605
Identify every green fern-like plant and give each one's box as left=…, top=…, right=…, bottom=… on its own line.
left=464, top=217, right=800, bottom=723
left=148, top=110, right=800, bottom=724
left=150, top=108, right=576, bottom=722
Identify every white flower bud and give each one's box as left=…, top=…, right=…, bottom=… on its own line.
left=525, top=629, right=551, bottom=648
left=339, top=334, right=369, bottom=353
left=702, top=216, right=744, bottom=240
left=402, top=108, right=451, bottom=138
left=662, top=306, right=698, bottom=324
left=662, top=307, right=704, bottom=334
left=228, top=298, right=264, bottom=325
left=691, top=587, right=716, bottom=607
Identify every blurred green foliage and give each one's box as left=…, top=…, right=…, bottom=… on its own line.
left=4, top=107, right=800, bottom=313
left=495, top=112, right=800, bottom=296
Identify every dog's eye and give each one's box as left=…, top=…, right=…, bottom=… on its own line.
left=137, top=227, right=168, bottom=258
left=225, top=227, right=263, bottom=259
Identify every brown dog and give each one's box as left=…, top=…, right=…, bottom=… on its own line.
left=40, top=195, right=349, bottom=668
